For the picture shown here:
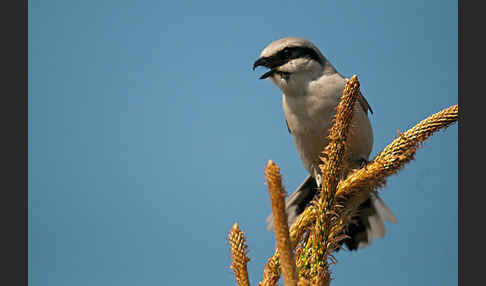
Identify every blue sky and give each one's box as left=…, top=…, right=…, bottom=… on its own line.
left=29, top=1, right=457, bottom=285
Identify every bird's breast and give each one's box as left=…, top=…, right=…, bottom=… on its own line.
left=282, top=92, right=338, bottom=176
left=282, top=85, right=373, bottom=178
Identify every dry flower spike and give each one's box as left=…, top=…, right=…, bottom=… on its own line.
left=265, top=160, right=299, bottom=286
left=229, top=223, right=251, bottom=286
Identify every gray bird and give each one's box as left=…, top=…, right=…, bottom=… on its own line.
left=253, top=37, right=396, bottom=250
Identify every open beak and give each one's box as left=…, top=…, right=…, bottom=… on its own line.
left=252, top=57, right=286, bottom=79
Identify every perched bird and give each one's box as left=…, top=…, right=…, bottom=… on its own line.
left=253, top=37, right=396, bottom=250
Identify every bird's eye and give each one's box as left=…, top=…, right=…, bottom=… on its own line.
left=282, top=48, right=291, bottom=56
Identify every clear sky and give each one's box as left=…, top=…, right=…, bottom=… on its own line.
left=29, top=1, right=457, bottom=285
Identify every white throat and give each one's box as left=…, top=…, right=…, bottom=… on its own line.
left=269, top=60, right=338, bottom=97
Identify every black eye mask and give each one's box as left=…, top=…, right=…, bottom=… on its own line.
left=253, top=46, right=323, bottom=79
left=276, top=47, right=323, bottom=66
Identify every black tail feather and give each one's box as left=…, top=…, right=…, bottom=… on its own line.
left=267, top=175, right=389, bottom=251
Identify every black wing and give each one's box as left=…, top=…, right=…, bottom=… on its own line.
left=358, top=91, right=373, bottom=115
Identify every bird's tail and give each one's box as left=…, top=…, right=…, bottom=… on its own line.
left=343, top=192, right=397, bottom=250
left=265, top=176, right=397, bottom=251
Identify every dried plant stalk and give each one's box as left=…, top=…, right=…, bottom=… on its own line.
left=259, top=253, right=281, bottom=286
left=297, top=278, right=311, bottom=286
left=289, top=205, right=318, bottom=248
left=319, top=74, right=361, bottom=200
left=259, top=213, right=315, bottom=286
left=260, top=206, right=317, bottom=286
left=336, top=104, right=459, bottom=200
left=265, top=160, right=299, bottom=286
left=296, top=75, right=362, bottom=283
left=331, top=104, right=459, bottom=243
left=229, top=223, right=251, bottom=286
left=298, top=104, right=458, bottom=266
left=312, top=270, right=331, bottom=286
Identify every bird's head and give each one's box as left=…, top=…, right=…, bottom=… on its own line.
left=253, top=37, right=335, bottom=94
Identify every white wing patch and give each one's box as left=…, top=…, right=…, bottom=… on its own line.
left=372, top=194, right=398, bottom=224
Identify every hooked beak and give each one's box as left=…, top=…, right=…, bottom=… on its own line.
left=252, top=56, right=286, bottom=79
